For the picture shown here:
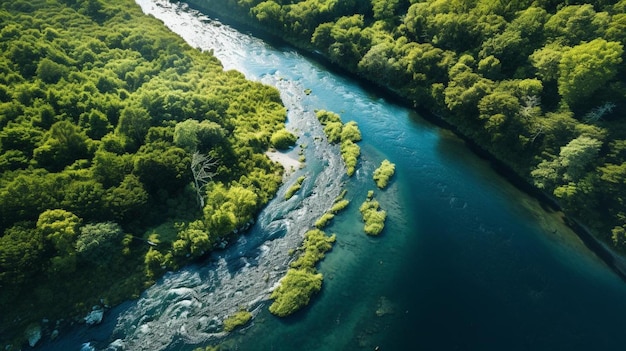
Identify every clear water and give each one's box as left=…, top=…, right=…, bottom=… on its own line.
left=35, top=1, right=626, bottom=350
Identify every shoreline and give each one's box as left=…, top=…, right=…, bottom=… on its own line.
left=182, top=0, right=626, bottom=283
left=266, top=150, right=301, bottom=178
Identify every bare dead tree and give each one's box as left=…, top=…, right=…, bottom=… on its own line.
left=584, top=102, right=616, bottom=123
left=520, top=95, right=541, bottom=119
left=191, top=151, right=219, bottom=208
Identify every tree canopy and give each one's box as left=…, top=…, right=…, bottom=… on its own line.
left=0, top=0, right=289, bottom=345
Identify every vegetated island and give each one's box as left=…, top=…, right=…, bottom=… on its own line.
left=360, top=190, right=387, bottom=236
left=316, top=109, right=362, bottom=176
left=185, top=0, right=626, bottom=261
left=0, top=0, right=296, bottom=347
left=268, top=190, right=350, bottom=317
left=373, top=159, right=396, bottom=189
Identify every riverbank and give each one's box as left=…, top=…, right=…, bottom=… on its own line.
left=181, top=0, right=626, bottom=283
left=265, top=150, right=301, bottom=178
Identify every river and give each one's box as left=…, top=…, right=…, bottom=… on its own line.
left=36, top=1, right=626, bottom=350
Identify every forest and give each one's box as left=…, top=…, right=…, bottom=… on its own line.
left=0, top=0, right=294, bottom=346
left=187, top=0, right=626, bottom=253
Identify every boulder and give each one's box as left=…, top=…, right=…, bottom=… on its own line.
left=84, top=306, right=104, bottom=325
left=24, top=324, right=42, bottom=347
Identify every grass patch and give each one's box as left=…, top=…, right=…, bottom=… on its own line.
left=223, top=309, right=252, bottom=332
left=285, top=175, right=306, bottom=200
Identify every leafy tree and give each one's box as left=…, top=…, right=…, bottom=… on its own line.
left=37, top=209, right=82, bottom=255
left=75, top=222, right=124, bottom=264
left=530, top=43, right=568, bottom=82
left=116, top=106, right=152, bottom=151
left=133, top=142, right=191, bottom=193
left=33, top=120, right=91, bottom=171
left=544, top=5, right=609, bottom=45
left=557, top=39, right=623, bottom=106
left=174, top=119, right=200, bottom=152
left=0, top=223, right=44, bottom=286
left=532, top=136, right=603, bottom=189
left=104, top=174, right=148, bottom=221
left=36, top=58, right=69, bottom=83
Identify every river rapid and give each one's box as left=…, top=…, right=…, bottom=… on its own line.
left=36, top=1, right=626, bottom=350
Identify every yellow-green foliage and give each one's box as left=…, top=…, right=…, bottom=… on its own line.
left=269, top=229, right=335, bottom=317
left=316, top=110, right=342, bottom=124
left=323, top=121, right=343, bottom=143
left=270, top=128, right=297, bottom=150
left=340, top=140, right=361, bottom=176
left=285, top=175, right=306, bottom=200
left=290, top=229, right=336, bottom=270
left=316, top=110, right=362, bottom=176
left=330, top=199, right=350, bottom=214
left=340, top=121, right=362, bottom=143
left=373, top=159, right=396, bottom=189
left=268, top=268, right=323, bottom=317
left=314, top=212, right=335, bottom=228
left=223, top=310, right=252, bottom=332
left=359, top=191, right=387, bottom=235
left=193, top=346, right=220, bottom=351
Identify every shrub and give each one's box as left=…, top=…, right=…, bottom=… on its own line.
left=340, top=140, right=360, bottom=176
left=270, top=128, right=297, bottom=150
left=330, top=199, right=349, bottom=214
left=373, top=159, right=396, bottom=189
left=314, top=212, right=335, bottom=228
left=285, top=175, right=305, bottom=200
left=268, top=268, right=323, bottom=317
left=359, top=191, right=387, bottom=235
left=223, top=310, right=252, bottom=332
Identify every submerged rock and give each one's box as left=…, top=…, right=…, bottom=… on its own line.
left=375, top=296, right=395, bottom=317
left=25, top=324, right=42, bottom=347
left=85, top=306, right=104, bottom=325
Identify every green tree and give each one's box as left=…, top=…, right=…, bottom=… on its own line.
left=557, top=39, right=623, bottom=106
left=173, top=119, right=200, bottom=152
left=37, top=209, right=82, bottom=255
left=544, top=5, right=609, bottom=45
left=530, top=43, right=568, bottom=82
left=36, top=58, right=69, bottom=84
left=33, top=120, right=91, bottom=171
left=116, top=106, right=152, bottom=151
left=75, top=222, right=124, bottom=264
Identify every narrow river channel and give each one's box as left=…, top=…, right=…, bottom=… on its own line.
left=37, top=1, right=626, bottom=350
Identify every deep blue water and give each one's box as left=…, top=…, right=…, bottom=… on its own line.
left=35, top=1, right=626, bottom=350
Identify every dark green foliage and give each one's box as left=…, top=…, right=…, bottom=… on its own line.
left=0, top=0, right=289, bottom=345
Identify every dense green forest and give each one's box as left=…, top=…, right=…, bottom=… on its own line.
left=188, top=0, right=626, bottom=251
left=0, top=0, right=293, bottom=345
